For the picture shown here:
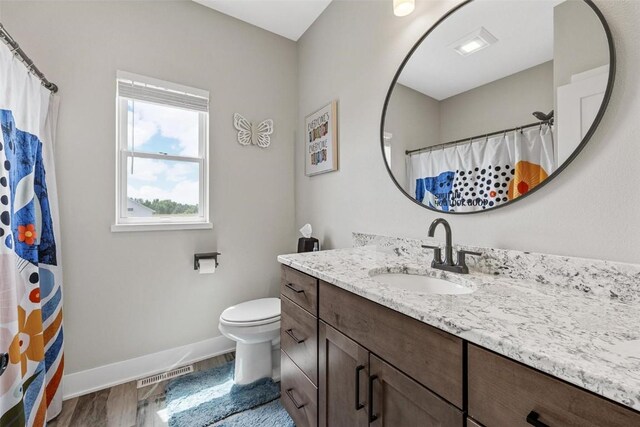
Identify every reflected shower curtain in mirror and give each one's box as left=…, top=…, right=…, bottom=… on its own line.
left=0, top=42, right=63, bottom=425
left=407, top=126, right=554, bottom=212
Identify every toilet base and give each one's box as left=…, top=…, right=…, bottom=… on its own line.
left=271, top=346, right=281, bottom=382
left=234, top=341, right=273, bottom=385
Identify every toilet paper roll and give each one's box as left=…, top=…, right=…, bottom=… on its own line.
left=198, top=258, right=217, bottom=274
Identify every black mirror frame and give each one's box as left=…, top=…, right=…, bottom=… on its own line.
left=380, top=0, right=616, bottom=215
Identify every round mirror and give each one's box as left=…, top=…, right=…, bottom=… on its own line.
left=381, top=0, right=614, bottom=213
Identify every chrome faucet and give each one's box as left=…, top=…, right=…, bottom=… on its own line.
left=422, top=218, right=481, bottom=274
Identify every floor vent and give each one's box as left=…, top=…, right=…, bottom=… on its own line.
left=136, top=365, right=194, bottom=388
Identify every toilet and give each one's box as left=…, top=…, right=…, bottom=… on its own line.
left=218, top=298, right=281, bottom=385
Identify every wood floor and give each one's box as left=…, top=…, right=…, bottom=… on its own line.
left=49, top=352, right=236, bottom=427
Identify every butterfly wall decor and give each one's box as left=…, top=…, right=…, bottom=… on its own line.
left=233, top=113, right=274, bottom=148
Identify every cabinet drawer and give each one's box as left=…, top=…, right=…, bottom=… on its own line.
left=319, top=281, right=463, bottom=408
left=281, top=296, right=318, bottom=385
left=281, top=265, right=318, bottom=315
left=468, top=345, right=640, bottom=427
left=281, top=350, right=318, bottom=427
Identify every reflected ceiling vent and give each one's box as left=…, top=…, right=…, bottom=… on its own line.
left=450, top=27, right=498, bottom=57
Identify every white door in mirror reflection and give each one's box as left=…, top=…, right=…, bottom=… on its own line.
left=407, top=128, right=554, bottom=213
left=557, top=65, right=608, bottom=165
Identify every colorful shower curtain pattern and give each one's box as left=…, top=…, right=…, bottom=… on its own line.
left=407, top=126, right=555, bottom=212
left=0, top=42, right=63, bottom=426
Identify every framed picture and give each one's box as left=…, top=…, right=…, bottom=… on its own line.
left=305, top=100, right=338, bottom=176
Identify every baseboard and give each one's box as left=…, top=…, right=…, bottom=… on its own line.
left=63, top=335, right=235, bottom=400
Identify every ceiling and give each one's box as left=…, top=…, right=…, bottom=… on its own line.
left=398, top=0, right=565, bottom=100
left=193, top=0, right=332, bottom=41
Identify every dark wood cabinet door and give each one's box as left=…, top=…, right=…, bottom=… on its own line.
left=369, top=354, right=463, bottom=427
left=319, top=321, right=369, bottom=427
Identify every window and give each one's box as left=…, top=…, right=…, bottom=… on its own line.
left=113, top=71, right=210, bottom=231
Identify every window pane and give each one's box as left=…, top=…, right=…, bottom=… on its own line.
left=126, top=157, right=200, bottom=217
left=126, top=99, right=200, bottom=157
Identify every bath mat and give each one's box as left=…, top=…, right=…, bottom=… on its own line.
left=165, top=361, right=290, bottom=427
left=213, top=399, right=295, bottom=427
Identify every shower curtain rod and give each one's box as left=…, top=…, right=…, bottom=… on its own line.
left=0, top=23, right=58, bottom=93
left=405, top=119, right=552, bottom=156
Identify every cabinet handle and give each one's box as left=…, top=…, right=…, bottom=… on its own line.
left=355, top=365, right=365, bottom=410
left=285, top=283, right=305, bottom=293
left=526, top=411, right=549, bottom=427
left=368, top=375, right=379, bottom=422
left=285, top=388, right=305, bottom=409
left=285, top=328, right=305, bottom=344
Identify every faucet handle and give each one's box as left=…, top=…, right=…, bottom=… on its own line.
left=421, top=244, right=442, bottom=264
left=458, top=249, right=482, bottom=257
left=451, top=250, right=481, bottom=274
left=456, top=249, right=482, bottom=269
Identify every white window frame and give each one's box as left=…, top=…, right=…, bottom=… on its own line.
left=112, top=71, right=211, bottom=232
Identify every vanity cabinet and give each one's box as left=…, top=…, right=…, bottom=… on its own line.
left=468, top=345, right=640, bottom=427
left=280, top=265, right=640, bottom=427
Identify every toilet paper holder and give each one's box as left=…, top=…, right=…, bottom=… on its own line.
left=194, top=252, right=221, bottom=270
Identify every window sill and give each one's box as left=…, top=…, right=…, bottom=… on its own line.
left=110, top=222, right=213, bottom=233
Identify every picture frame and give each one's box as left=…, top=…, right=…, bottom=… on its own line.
left=305, top=100, right=338, bottom=176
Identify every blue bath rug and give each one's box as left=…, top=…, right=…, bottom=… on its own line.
left=213, top=399, right=295, bottom=427
left=165, top=360, right=289, bottom=427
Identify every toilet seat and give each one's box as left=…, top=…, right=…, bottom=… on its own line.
left=220, top=298, right=280, bottom=327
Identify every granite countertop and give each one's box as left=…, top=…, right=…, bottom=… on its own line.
left=277, top=236, right=640, bottom=411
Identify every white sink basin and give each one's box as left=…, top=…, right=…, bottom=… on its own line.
left=371, top=273, right=474, bottom=295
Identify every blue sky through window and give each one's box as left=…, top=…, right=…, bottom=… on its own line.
left=126, top=100, right=201, bottom=206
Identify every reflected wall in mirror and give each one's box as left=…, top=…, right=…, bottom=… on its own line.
left=382, top=0, right=614, bottom=213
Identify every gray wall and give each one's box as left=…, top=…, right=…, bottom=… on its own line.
left=439, top=61, right=553, bottom=142
left=0, top=1, right=297, bottom=374
left=554, top=0, right=610, bottom=89
left=384, top=83, right=440, bottom=188
left=296, top=0, right=640, bottom=263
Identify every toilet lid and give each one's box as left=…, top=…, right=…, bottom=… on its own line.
left=221, top=298, right=281, bottom=324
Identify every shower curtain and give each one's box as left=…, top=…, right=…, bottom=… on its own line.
left=407, top=126, right=555, bottom=213
left=0, top=42, right=63, bottom=425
